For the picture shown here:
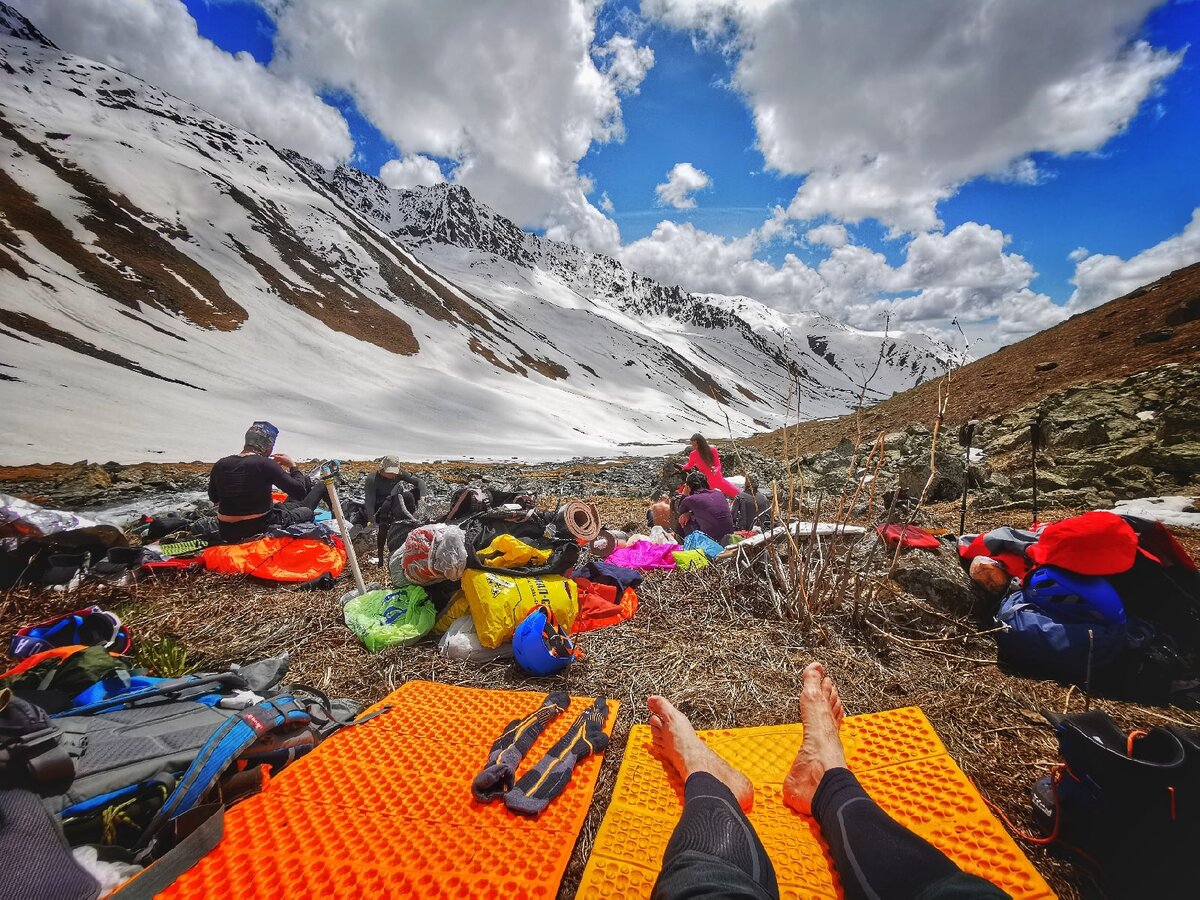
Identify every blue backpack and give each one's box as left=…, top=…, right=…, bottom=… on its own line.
left=1024, top=566, right=1126, bottom=626
left=995, top=591, right=1126, bottom=683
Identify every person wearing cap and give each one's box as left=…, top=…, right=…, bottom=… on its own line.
left=207, top=422, right=315, bottom=544
left=363, top=456, right=426, bottom=563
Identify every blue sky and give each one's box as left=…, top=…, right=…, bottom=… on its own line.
left=112, top=0, right=1200, bottom=347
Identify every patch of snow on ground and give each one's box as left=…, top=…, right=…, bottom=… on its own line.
left=1109, top=496, right=1200, bottom=529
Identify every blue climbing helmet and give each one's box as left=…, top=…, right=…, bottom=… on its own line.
left=1024, top=566, right=1126, bottom=626
left=513, top=606, right=578, bottom=676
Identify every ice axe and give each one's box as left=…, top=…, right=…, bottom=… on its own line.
left=957, top=419, right=979, bottom=535
left=321, top=460, right=367, bottom=598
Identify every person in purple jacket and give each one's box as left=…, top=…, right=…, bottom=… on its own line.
left=676, top=472, right=735, bottom=543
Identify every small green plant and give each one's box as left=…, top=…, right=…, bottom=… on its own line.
left=136, top=636, right=198, bottom=678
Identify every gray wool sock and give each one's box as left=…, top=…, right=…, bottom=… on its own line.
left=472, top=691, right=570, bottom=802
left=505, top=697, right=609, bottom=816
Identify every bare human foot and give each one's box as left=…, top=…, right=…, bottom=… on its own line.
left=782, top=662, right=848, bottom=815
left=647, top=695, right=755, bottom=812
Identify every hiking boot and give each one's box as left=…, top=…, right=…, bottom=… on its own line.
left=1036, top=710, right=1196, bottom=894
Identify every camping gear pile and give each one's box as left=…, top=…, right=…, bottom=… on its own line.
left=2, top=493, right=352, bottom=591
left=1, top=493, right=128, bottom=591
left=0, top=606, right=362, bottom=899
left=961, top=510, right=1200, bottom=706
left=342, top=488, right=643, bottom=676
left=959, top=509, right=1200, bottom=887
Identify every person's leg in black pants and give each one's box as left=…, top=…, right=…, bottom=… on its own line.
left=648, top=697, right=778, bottom=900
left=783, top=663, right=1007, bottom=900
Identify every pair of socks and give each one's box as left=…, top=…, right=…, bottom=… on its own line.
left=472, top=692, right=610, bottom=816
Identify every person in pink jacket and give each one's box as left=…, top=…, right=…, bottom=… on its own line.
left=679, top=433, right=740, bottom=498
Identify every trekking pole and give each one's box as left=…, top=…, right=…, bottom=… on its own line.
left=322, top=461, right=367, bottom=597
left=1030, top=418, right=1042, bottom=525
left=1084, top=629, right=1095, bottom=712
left=958, top=420, right=978, bottom=535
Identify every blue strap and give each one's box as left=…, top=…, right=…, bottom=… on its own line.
left=137, top=697, right=309, bottom=850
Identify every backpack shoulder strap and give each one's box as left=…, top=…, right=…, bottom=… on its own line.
left=110, top=803, right=224, bottom=900
left=137, top=696, right=309, bottom=851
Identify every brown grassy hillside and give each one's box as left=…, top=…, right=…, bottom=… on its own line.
left=748, top=261, right=1200, bottom=456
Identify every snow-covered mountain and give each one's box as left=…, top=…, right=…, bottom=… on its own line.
left=0, top=3, right=949, bottom=464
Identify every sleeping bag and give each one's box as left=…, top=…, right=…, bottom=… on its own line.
left=203, top=536, right=346, bottom=583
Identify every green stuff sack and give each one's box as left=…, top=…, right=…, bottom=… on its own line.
left=461, top=569, right=579, bottom=649
left=344, top=586, right=435, bottom=652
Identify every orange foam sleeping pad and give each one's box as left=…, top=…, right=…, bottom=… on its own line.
left=160, top=681, right=619, bottom=899
left=578, top=707, right=1057, bottom=899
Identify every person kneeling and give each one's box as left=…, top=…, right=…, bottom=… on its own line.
left=364, top=455, right=425, bottom=563
left=207, top=421, right=315, bottom=544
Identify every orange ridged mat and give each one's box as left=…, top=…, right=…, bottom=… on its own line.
left=160, top=681, right=619, bottom=899
left=578, top=707, right=1056, bottom=900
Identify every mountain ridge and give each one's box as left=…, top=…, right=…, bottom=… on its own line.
left=0, top=3, right=949, bottom=463
left=748, top=260, right=1200, bottom=457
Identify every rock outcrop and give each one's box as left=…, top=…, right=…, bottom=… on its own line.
left=786, top=364, right=1200, bottom=514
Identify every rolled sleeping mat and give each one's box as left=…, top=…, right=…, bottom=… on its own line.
left=587, top=529, right=618, bottom=559
left=558, top=499, right=600, bottom=543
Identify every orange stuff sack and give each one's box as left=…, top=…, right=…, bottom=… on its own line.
left=203, top=536, right=346, bottom=583
left=572, top=578, right=637, bottom=634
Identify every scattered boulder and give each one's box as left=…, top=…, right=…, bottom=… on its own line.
left=1034, top=361, right=1058, bottom=372
left=887, top=539, right=979, bottom=616
left=1133, top=328, right=1174, bottom=346
left=1165, top=296, right=1200, bottom=327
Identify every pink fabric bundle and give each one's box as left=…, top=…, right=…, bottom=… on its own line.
left=606, top=540, right=681, bottom=569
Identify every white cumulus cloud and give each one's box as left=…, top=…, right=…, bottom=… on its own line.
left=265, top=0, right=653, bottom=254
left=655, top=162, right=712, bottom=209
left=595, top=34, right=656, bottom=94
left=623, top=214, right=1068, bottom=352
left=18, top=0, right=353, bottom=167
left=646, top=0, right=1183, bottom=234
left=1067, top=208, right=1200, bottom=314
left=379, top=155, right=446, bottom=190
left=806, top=223, right=848, bottom=249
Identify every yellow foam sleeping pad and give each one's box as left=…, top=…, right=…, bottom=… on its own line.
left=477, top=534, right=553, bottom=569
left=461, top=569, right=579, bottom=648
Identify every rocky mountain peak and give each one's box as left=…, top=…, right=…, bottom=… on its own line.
left=0, top=2, right=53, bottom=48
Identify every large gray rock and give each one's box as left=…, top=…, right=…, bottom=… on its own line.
left=888, top=540, right=980, bottom=615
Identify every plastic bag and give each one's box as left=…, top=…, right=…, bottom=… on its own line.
left=343, top=586, right=435, bottom=652
left=461, top=569, right=579, bottom=648
left=438, top=615, right=514, bottom=663
left=682, top=531, right=724, bottom=559
left=477, top=534, right=552, bottom=569
left=399, top=524, right=468, bottom=585
left=672, top=549, right=709, bottom=570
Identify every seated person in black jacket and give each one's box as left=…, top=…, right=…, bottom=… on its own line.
left=364, top=455, right=425, bottom=562
left=731, top=474, right=773, bottom=532
left=207, top=422, right=315, bottom=544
